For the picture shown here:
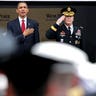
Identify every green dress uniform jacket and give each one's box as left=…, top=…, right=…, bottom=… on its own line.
left=46, top=23, right=83, bottom=49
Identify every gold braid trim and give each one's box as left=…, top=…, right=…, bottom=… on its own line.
left=51, top=26, right=57, bottom=32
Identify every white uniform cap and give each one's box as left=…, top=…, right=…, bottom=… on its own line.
left=31, top=41, right=96, bottom=79
left=31, top=41, right=88, bottom=65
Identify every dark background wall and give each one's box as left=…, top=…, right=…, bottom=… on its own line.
left=0, top=1, right=96, bottom=62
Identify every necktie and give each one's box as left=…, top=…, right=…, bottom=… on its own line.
left=68, top=27, right=71, bottom=35
left=21, top=19, right=25, bottom=32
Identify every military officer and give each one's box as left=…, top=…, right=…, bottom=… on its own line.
left=46, top=6, right=83, bottom=49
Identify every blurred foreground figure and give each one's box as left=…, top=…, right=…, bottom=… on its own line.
left=0, top=29, right=17, bottom=63
left=0, top=72, right=8, bottom=96
left=31, top=41, right=96, bottom=96
left=1, top=41, right=96, bottom=96
left=44, top=63, right=84, bottom=96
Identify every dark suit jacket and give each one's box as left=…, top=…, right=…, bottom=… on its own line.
left=7, top=17, right=40, bottom=56
left=46, top=23, right=83, bottom=49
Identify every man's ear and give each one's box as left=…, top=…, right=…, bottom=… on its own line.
left=27, top=8, right=29, bottom=13
left=16, top=9, right=18, bottom=14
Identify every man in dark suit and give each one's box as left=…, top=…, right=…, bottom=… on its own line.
left=7, top=1, right=40, bottom=57
left=46, top=6, right=83, bottom=49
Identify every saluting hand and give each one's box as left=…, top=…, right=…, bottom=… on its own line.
left=56, top=15, right=65, bottom=25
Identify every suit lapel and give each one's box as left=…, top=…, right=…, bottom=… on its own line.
left=15, top=18, right=22, bottom=33
left=62, top=24, right=71, bottom=35
left=27, top=18, right=31, bottom=28
left=27, top=18, right=35, bottom=29
left=62, top=24, right=68, bottom=32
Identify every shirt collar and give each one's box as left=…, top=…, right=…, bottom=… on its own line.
left=18, top=16, right=27, bottom=23
left=65, top=24, right=73, bottom=30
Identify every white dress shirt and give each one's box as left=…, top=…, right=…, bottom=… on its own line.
left=18, top=16, right=27, bottom=29
left=65, top=24, right=74, bottom=35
